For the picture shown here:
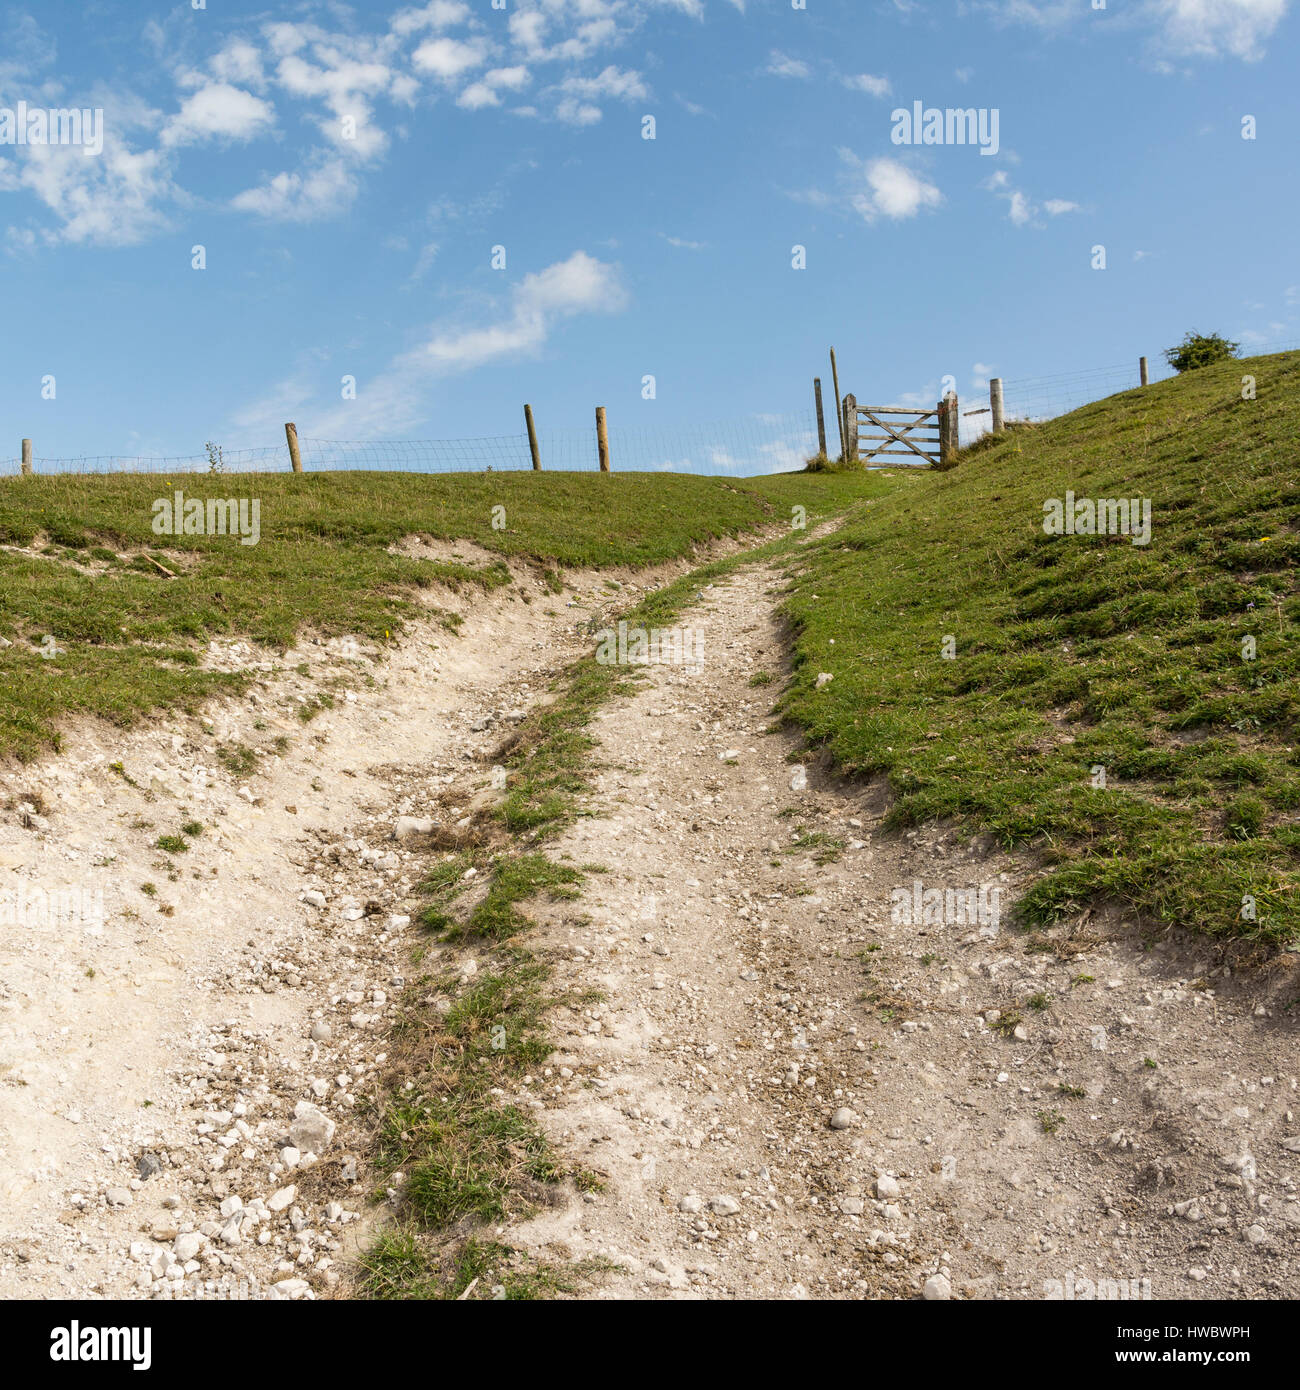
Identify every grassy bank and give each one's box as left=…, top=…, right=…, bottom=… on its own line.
left=776, top=351, right=1300, bottom=945
left=0, top=468, right=887, bottom=762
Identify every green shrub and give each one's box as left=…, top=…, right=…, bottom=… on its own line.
left=1164, top=332, right=1241, bottom=374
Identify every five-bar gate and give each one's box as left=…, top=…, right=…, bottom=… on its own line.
left=840, top=393, right=959, bottom=467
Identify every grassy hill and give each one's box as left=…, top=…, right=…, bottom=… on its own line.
left=777, top=350, right=1300, bottom=946
left=0, top=468, right=887, bottom=762
left=6, top=354, right=1294, bottom=949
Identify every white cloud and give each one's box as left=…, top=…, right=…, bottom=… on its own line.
left=766, top=51, right=812, bottom=79
left=1, top=88, right=177, bottom=247
left=231, top=153, right=358, bottom=222
left=391, top=1, right=472, bottom=37
left=847, top=155, right=942, bottom=222
left=273, top=41, right=399, bottom=160
left=486, top=65, right=531, bottom=91
left=161, top=83, right=275, bottom=147
left=8, top=139, right=175, bottom=247
left=210, top=39, right=268, bottom=91
left=843, top=73, right=891, bottom=97
left=982, top=0, right=1287, bottom=58
left=409, top=240, right=440, bottom=281
left=409, top=250, right=626, bottom=372
left=264, top=21, right=314, bottom=58
left=411, top=36, right=487, bottom=81
left=508, top=8, right=623, bottom=64
left=1149, top=0, right=1288, bottom=59
left=983, top=177, right=1079, bottom=227
left=555, top=97, right=603, bottom=125
left=509, top=10, right=550, bottom=55
left=458, top=82, right=500, bottom=109
left=279, top=250, right=627, bottom=438
left=661, top=233, right=706, bottom=249
left=560, top=65, right=648, bottom=101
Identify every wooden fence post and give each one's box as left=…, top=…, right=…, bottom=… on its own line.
left=990, top=377, right=1005, bottom=433
left=830, top=348, right=845, bottom=461
left=524, top=404, right=541, bottom=470
left=813, top=378, right=827, bottom=458
left=285, top=422, right=303, bottom=473
left=21, top=439, right=32, bottom=476
left=595, top=406, right=610, bottom=472
left=842, top=393, right=858, bottom=463
left=1139, top=356, right=1149, bottom=387
left=938, top=393, right=960, bottom=466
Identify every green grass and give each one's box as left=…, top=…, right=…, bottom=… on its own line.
left=0, top=469, right=887, bottom=762
left=776, top=351, right=1300, bottom=946
left=359, top=1231, right=597, bottom=1301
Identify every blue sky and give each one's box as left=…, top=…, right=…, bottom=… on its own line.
left=0, top=0, right=1294, bottom=468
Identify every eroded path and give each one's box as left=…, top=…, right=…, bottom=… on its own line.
left=503, top=560, right=1300, bottom=1300
left=2, top=540, right=1297, bottom=1301
left=0, top=550, right=672, bottom=1299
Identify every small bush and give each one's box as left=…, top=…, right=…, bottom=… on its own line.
left=1163, top=332, right=1240, bottom=374
left=804, top=453, right=860, bottom=474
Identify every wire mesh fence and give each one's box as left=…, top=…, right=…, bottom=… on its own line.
left=5, top=340, right=1294, bottom=478
left=975, top=336, right=1300, bottom=443
left=993, top=362, right=1162, bottom=432
left=0, top=446, right=288, bottom=478
left=0, top=411, right=820, bottom=479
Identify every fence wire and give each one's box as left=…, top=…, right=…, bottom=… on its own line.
left=5, top=341, right=1294, bottom=477
left=0, top=411, right=820, bottom=479
left=993, top=362, right=1160, bottom=432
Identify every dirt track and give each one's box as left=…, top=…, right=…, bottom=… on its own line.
left=1, top=540, right=1297, bottom=1300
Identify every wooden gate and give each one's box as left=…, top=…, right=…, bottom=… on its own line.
left=841, top=393, right=958, bottom=467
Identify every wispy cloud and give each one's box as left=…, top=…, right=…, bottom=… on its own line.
left=766, top=51, right=812, bottom=79
left=255, top=251, right=629, bottom=438
left=984, top=172, right=1081, bottom=227
left=231, top=152, right=358, bottom=222
left=842, top=73, right=892, bottom=97
left=1147, top=0, right=1288, bottom=61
